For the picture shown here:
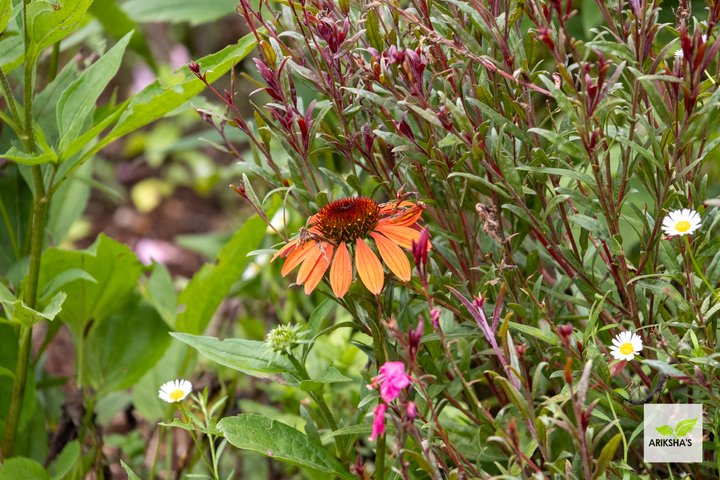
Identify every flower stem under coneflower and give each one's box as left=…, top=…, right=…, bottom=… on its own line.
left=370, top=306, right=388, bottom=480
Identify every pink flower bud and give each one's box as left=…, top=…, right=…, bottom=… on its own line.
left=370, top=403, right=387, bottom=441
left=406, top=401, right=417, bottom=420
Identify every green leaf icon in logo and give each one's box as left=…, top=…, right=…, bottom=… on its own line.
left=655, top=418, right=698, bottom=438
left=674, top=418, right=697, bottom=437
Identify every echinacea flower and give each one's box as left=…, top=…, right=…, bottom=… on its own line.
left=371, top=361, right=412, bottom=403
left=158, top=379, right=192, bottom=403
left=272, top=197, right=425, bottom=297
left=661, top=209, right=701, bottom=237
left=609, top=331, right=643, bottom=361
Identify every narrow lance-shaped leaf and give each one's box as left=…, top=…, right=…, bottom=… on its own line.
left=57, top=32, right=133, bottom=152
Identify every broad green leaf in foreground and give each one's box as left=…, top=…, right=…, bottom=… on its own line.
left=99, top=32, right=257, bottom=150
left=176, top=213, right=268, bottom=334
left=170, top=333, right=291, bottom=378
left=217, top=414, right=354, bottom=479
left=37, top=234, right=143, bottom=338
left=26, top=0, right=93, bottom=60
left=85, top=297, right=171, bottom=396
left=0, top=457, right=50, bottom=480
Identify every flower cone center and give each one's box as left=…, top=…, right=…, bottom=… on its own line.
left=675, top=220, right=691, bottom=232
left=315, top=197, right=380, bottom=244
left=619, top=343, right=634, bottom=355
left=169, top=389, right=185, bottom=401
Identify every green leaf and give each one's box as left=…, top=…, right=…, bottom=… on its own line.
left=26, top=0, right=93, bottom=60
left=306, top=297, right=337, bottom=339
left=37, top=234, right=143, bottom=338
left=120, top=461, right=141, bottom=480
left=85, top=297, right=171, bottom=396
left=170, top=333, right=292, bottom=378
left=366, top=9, right=383, bottom=52
left=0, top=291, right=66, bottom=326
left=56, top=32, right=132, bottom=152
left=299, top=366, right=353, bottom=392
left=48, top=440, right=80, bottom=480
left=123, top=0, right=238, bottom=25
left=39, top=267, right=96, bottom=302
left=486, top=371, right=531, bottom=419
left=176, top=213, right=267, bottom=334
left=144, top=262, right=177, bottom=326
left=508, top=321, right=559, bottom=346
left=466, top=98, right=533, bottom=143
left=217, top=414, right=354, bottom=479
left=0, top=0, right=12, bottom=33
left=674, top=418, right=697, bottom=437
left=634, top=72, right=673, bottom=127
left=655, top=425, right=674, bottom=436
left=592, top=433, right=622, bottom=479
left=88, top=31, right=255, bottom=161
left=1, top=146, right=57, bottom=165
left=528, top=128, right=587, bottom=160
left=643, top=359, right=685, bottom=377
left=0, top=457, right=50, bottom=480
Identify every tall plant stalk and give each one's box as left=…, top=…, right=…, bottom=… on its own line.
left=1, top=0, right=49, bottom=457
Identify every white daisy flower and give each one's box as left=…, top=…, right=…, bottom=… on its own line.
left=158, top=379, right=193, bottom=403
left=609, top=331, right=643, bottom=361
left=661, top=208, right=702, bottom=237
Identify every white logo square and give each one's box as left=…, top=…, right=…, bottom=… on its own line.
left=644, top=403, right=702, bottom=463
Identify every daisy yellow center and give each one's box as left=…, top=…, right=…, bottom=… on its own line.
left=169, top=389, right=185, bottom=401
left=315, top=197, right=380, bottom=244
left=619, top=343, right=634, bottom=355
left=675, top=220, right=691, bottom=233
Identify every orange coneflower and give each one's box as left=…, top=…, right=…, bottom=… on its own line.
left=271, top=197, right=425, bottom=297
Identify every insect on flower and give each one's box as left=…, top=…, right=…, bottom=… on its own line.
left=272, top=197, right=426, bottom=297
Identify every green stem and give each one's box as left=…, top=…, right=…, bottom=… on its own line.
left=1, top=0, right=48, bottom=457
left=287, top=354, right=339, bottom=429
left=0, top=66, right=23, bottom=131
left=370, top=313, right=387, bottom=480
left=1, top=325, right=32, bottom=457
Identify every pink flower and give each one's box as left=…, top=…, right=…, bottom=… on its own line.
left=406, top=401, right=417, bottom=420
left=372, top=361, right=411, bottom=403
left=370, top=403, right=387, bottom=441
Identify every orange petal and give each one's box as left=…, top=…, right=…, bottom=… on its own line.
left=296, top=243, right=328, bottom=285
left=272, top=239, right=298, bottom=262
left=356, top=238, right=384, bottom=295
left=374, top=224, right=421, bottom=249
left=304, top=244, right=333, bottom=294
left=330, top=242, right=352, bottom=297
left=379, top=203, right=424, bottom=226
left=370, top=232, right=411, bottom=281
left=379, top=200, right=415, bottom=215
left=281, top=241, right=317, bottom=276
